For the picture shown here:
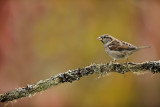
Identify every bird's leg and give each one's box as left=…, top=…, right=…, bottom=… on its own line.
left=126, top=58, right=129, bottom=65
left=123, top=58, right=129, bottom=76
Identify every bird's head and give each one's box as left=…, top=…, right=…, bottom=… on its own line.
left=97, top=34, right=113, bottom=44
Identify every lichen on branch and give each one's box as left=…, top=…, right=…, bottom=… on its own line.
left=0, top=61, right=160, bottom=103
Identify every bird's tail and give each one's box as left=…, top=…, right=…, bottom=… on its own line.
left=137, top=46, right=151, bottom=50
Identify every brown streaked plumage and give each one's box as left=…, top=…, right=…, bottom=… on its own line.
left=97, top=34, right=150, bottom=61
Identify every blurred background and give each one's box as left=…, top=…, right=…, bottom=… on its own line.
left=0, top=0, right=160, bottom=107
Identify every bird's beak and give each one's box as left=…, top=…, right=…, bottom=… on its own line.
left=97, top=37, right=102, bottom=41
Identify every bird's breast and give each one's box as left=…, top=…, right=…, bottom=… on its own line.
left=105, top=47, right=133, bottom=60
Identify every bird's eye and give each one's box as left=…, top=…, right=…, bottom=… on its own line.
left=103, top=36, right=107, bottom=38
left=104, top=36, right=110, bottom=39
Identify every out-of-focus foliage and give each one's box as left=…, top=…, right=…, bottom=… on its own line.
left=0, top=0, right=160, bottom=107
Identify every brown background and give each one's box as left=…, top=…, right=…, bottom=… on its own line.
left=0, top=0, right=160, bottom=107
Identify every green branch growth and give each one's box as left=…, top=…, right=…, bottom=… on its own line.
left=0, top=61, right=160, bottom=103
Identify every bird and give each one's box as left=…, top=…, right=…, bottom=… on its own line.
left=97, top=34, right=150, bottom=62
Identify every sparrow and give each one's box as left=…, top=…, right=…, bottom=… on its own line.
left=97, top=34, right=150, bottom=62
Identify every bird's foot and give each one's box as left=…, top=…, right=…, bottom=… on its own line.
left=109, top=59, right=117, bottom=65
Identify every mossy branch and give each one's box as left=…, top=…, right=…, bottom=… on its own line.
left=0, top=61, right=160, bottom=103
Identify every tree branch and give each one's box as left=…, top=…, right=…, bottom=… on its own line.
left=0, top=61, right=160, bottom=103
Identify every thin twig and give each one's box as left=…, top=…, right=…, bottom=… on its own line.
left=0, top=61, right=160, bottom=103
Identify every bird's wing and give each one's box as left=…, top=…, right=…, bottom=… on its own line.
left=108, top=40, right=136, bottom=51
